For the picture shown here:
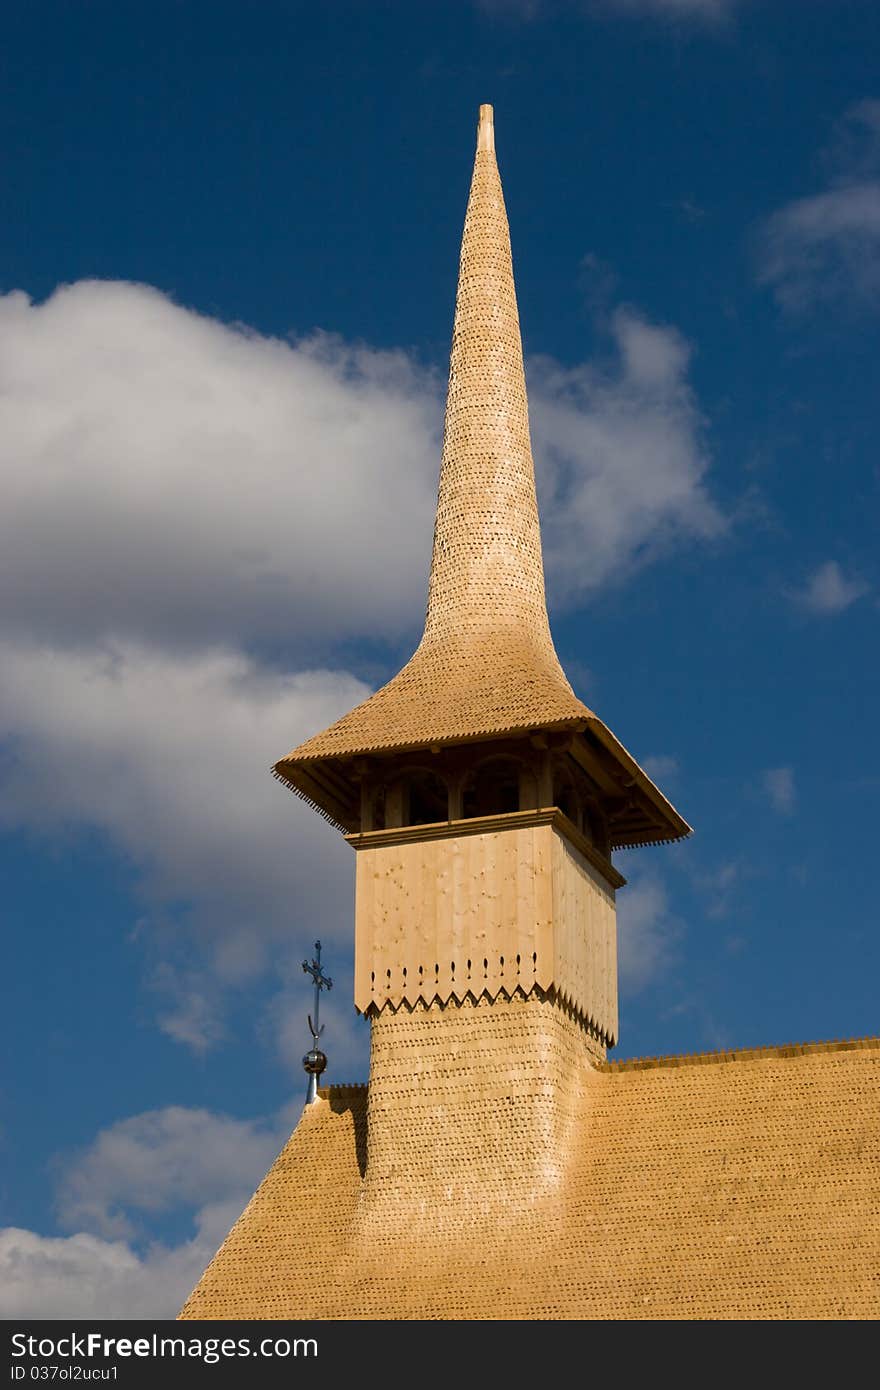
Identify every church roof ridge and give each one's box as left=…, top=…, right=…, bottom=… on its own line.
left=600, top=1034, right=880, bottom=1072
left=312, top=1035, right=880, bottom=1102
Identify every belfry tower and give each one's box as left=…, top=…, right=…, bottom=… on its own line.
left=270, top=104, right=689, bottom=1223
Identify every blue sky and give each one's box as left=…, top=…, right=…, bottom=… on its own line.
left=1, top=0, right=878, bottom=1316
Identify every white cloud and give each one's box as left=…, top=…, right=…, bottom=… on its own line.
left=641, top=753, right=679, bottom=783
left=790, top=560, right=869, bottom=615
left=0, top=1227, right=193, bottom=1319
left=762, top=766, right=796, bottom=817
left=56, top=1104, right=293, bottom=1240
left=0, top=282, right=721, bottom=651
left=151, top=967, right=227, bottom=1053
left=690, top=859, right=741, bottom=920
left=0, top=282, right=440, bottom=654
left=479, top=0, right=735, bottom=19
left=533, top=308, right=723, bottom=603
left=616, top=874, right=682, bottom=993
left=1, top=1102, right=302, bottom=1319
left=757, top=101, right=880, bottom=310
left=759, top=184, right=880, bottom=309
left=0, top=1202, right=244, bottom=1320
left=602, top=0, right=732, bottom=17
left=474, top=0, right=542, bottom=17
left=823, top=99, right=880, bottom=182
left=0, top=641, right=364, bottom=947
left=0, top=638, right=366, bottom=1046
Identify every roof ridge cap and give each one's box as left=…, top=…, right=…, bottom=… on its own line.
left=601, top=1035, right=880, bottom=1072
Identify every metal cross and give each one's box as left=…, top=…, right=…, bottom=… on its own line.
left=302, top=939, right=333, bottom=1043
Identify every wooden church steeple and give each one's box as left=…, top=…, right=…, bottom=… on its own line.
left=273, top=106, right=689, bottom=1035
left=273, top=105, right=688, bottom=855
left=179, top=107, right=880, bottom=1328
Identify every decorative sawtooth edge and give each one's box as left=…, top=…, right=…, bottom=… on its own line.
left=611, top=824, right=693, bottom=850
left=361, top=981, right=613, bottom=1049
left=364, top=953, right=537, bottom=1008
left=601, top=1035, right=880, bottom=1071
left=316, top=1082, right=368, bottom=1100
left=270, top=768, right=349, bottom=833
left=554, top=980, right=617, bottom=1049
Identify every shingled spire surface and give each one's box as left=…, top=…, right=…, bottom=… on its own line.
left=423, top=102, right=572, bottom=671
left=274, top=106, right=689, bottom=847
left=277, top=106, right=586, bottom=755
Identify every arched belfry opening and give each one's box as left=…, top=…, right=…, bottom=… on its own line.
left=383, top=767, right=449, bottom=828
left=462, top=755, right=524, bottom=819
left=406, top=768, right=448, bottom=826
left=552, top=760, right=581, bottom=829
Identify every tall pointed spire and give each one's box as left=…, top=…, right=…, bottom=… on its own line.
left=423, top=102, right=555, bottom=654
left=276, top=104, right=586, bottom=766
left=273, top=106, right=690, bottom=851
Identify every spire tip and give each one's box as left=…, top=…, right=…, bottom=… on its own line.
left=477, top=103, right=495, bottom=153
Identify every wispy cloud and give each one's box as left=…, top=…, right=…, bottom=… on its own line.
left=477, top=0, right=736, bottom=21
left=757, top=100, right=880, bottom=311
left=690, top=859, right=742, bottom=920
left=533, top=307, right=724, bottom=604
left=617, top=874, right=683, bottom=992
left=2, top=1103, right=296, bottom=1318
left=55, top=1105, right=293, bottom=1241
left=641, top=753, right=679, bottom=783
left=674, top=197, right=708, bottom=223
left=761, top=766, right=796, bottom=817
left=474, top=0, right=543, bottom=17
left=599, top=0, right=733, bottom=18
left=0, top=283, right=440, bottom=654
left=0, top=640, right=366, bottom=1056
left=789, top=560, right=869, bottom=615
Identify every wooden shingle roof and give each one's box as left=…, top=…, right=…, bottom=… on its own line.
left=181, top=1035, right=880, bottom=1320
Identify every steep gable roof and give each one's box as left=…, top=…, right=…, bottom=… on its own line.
left=181, top=1037, right=880, bottom=1320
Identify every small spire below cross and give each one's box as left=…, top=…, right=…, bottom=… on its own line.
left=301, top=940, right=333, bottom=1106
